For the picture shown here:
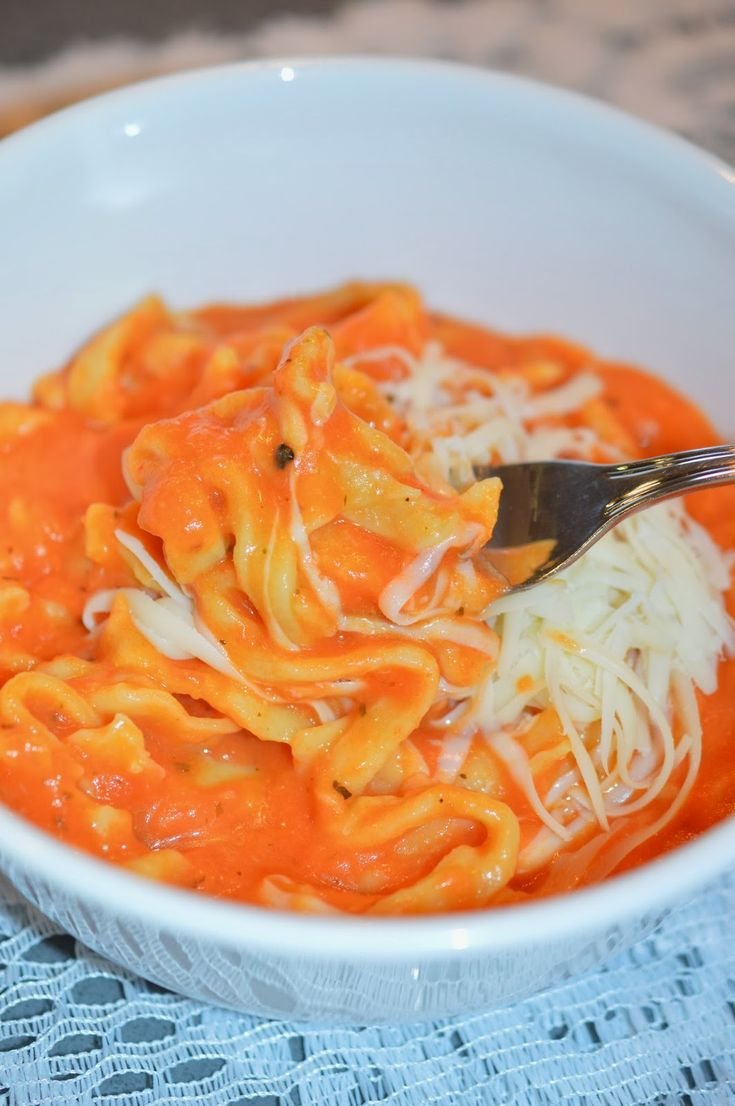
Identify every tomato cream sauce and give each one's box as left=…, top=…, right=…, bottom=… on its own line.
left=0, top=288, right=731, bottom=912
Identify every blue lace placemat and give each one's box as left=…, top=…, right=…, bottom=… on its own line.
left=1, top=869, right=734, bottom=1104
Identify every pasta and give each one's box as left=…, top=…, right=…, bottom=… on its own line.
left=0, top=281, right=733, bottom=914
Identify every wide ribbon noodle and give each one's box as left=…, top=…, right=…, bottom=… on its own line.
left=0, top=282, right=733, bottom=914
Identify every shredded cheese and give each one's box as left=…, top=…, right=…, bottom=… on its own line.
left=477, top=502, right=734, bottom=848
left=382, top=340, right=734, bottom=864
left=84, top=531, right=244, bottom=682
left=370, top=342, right=621, bottom=488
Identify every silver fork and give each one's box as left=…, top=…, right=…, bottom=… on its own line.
left=473, top=444, right=735, bottom=591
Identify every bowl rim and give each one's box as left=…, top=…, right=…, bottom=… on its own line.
left=2, top=797, right=734, bottom=958
left=1, top=55, right=734, bottom=961
left=1, top=54, right=734, bottom=190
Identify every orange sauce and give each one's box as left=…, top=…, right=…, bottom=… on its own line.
left=0, top=289, right=732, bottom=911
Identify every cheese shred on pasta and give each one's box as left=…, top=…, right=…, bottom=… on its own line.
left=0, top=281, right=732, bottom=914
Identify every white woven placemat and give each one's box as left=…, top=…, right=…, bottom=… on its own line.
left=1, top=0, right=735, bottom=1100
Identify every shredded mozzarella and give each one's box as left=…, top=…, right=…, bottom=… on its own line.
left=382, top=340, right=734, bottom=860
left=378, top=342, right=621, bottom=489
left=476, top=501, right=734, bottom=840
left=378, top=533, right=472, bottom=624
left=115, top=530, right=188, bottom=606
left=84, top=530, right=245, bottom=682
left=435, top=730, right=474, bottom=781
left=287, top=470, right=342, bottom=618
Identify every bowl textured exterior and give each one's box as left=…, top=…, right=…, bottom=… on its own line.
left=0, top=59, right=734, bottom=1021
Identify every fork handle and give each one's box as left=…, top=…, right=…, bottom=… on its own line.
left=605, top=444, right=735, bottom=521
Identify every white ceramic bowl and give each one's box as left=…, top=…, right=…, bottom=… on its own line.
left=1, top=59, right=734, bottom=1023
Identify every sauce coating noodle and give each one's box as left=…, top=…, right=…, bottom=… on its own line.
left=0, top=283, right=732, bottom=913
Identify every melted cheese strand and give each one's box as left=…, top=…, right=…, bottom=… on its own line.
left=379, top=534, right=459, bottom=624
left=435, top=729, right=474, bottom=781
left=544, top=643, right=610, bottom=830
left=114, top=529, right=187, bottom=606
left=287, top=469, right=341, bottom=618
left=85, top=534, right=254, bottom=686
left=261, top=512, right=297, bottom=652
left=489, top=729, right=570, bottom=839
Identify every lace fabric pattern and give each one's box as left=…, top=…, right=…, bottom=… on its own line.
left=0, top=870, right=734, bottom=1104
